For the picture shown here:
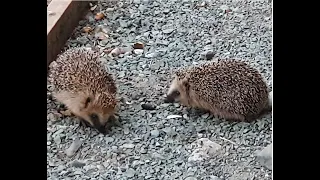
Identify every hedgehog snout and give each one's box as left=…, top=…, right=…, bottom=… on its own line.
left=164, top=95, right=175, bottom=103
left=96, top=125, right=107, bottom=135
left=164, top=90, right=180, bottom=103
left=89, top=113, right=108, bottom=135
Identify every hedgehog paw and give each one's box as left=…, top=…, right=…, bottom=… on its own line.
left=79, top=119, right=92, bottom=128
left=60, top=109, right=73, bottom=117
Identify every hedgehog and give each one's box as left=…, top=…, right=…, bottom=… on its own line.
left=165, top=59, right=272, bottom=122
left=48, top=47, right=118, bottom=134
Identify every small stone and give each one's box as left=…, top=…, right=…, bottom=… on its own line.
left=220, top=5, right=229, bottom=11
left=105, top=137, right=114, bottom=143
left=142, top=0, right=149, bottom=4
left=166, top=115, right=182, bottom=119
left=150, top=130, right=160, bottom=137
left=119, top=20, right=128, bottom=28
left=210, top=175, right=221, bottom=180
left=118, top=71, right=125, bottom=78
left=65, top=138, right=82, bottom=157
left=77, top=37, right=88, bottom=45
left=124, top=127, right=130, bottom=135
left=201, top=113, right=209, bottom=119
left=111, top=47, right=127, bottom=57
left=205, top=51, right=215, bottom=60
left=133, top=42, right=144, bottom=49
left=256, top=143, right=272, bottom=170
left=106, top=8, right=115, bottom=12
left=185, top=177, right=197, bottom=180
left=73, top=170, right=83, bottom=175
left=95, top=32, right=108, bottom=40
left=123, top=143, right=135, bottom=149
left=133, top=49, right=144, bottom=55
left=83, top=26, right=93, bottom=33
left=140, top=147, right=147, bottom=154
left=54, top=136, right=61, bottom=144
left=163, top=29, right=174, bottom=34
left=163, top=9, right=170, bottom=14
left=141, top=103, right=156, bottom=110
left=145, top=52, right=156, bottom=58
left=132, top=160, right=140, bottom=167
left=188, top=138, right=222, bottom=162
left=71, top=160, right=86, bottom=168
left=95, top=12, right=104, bottom=20
left=97, top=165, right=104, bottom=170
left=47, top=113, right=58, bottom=121
left=125, top=168, right=136, bottom=178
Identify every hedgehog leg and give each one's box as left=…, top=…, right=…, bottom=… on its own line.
left=245, top=108, right=271, bottom=122
left=79, top=120, right=87, bottom=127
left=75, top=118, right=87, bottom=131
left=245, top=115, right=256, bottom=122
left=230, top=114, right=246, bottom=122
left=214, top=109, right=245, bottom=122
left=60, top=109, right=73, bottom=117
left=192, top=107, right=210, bottom=115
left=79, top=118, right=92, bottom=128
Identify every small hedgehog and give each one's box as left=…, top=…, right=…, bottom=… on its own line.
left=165, top=59, right=272, bottom=122
left=48, top=47, right=118, bottom=134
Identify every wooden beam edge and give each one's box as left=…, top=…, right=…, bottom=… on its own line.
left=47, top=0, right=91, bottom=70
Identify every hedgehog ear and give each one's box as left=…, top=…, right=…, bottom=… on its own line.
left=84, top=97, right=91, bottom=108
left=182, top=79, right=190, bottom=91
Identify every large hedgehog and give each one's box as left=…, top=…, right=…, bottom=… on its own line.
left=48, top=47, right=117, bottom=134
left=165, top=59, right=272, bottom=122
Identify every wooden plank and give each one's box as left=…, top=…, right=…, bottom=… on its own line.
left=47, top=0, right=91, bottom=69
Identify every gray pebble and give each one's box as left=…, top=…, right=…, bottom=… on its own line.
left=141, top=103, right=156, bottom=110
left=205, top=51, right=215, bottom=60
left=54, top=136, right=61, bottom=144
left=211, top=176, right=222, bottom=180
left=201, top=113, right=210, bottom=119
left=77, top=37, right=88, bottom=45
left=185, top=177, right=197, bottom=180
left=163, top=29, right=174, bottom=34
left=256, top=143, right=272, bottom=170
left=140, top=147, right=147, bottom=154
left=220, top=5, right=229, bottom=11
left=105, top=137, right=114, bottom=143
left=125, top=168, right=136, bottom=178
left=71, top=160, right=86, bottom=168
left=163, top=9, right=171, bottom=14
left=123, top=143, right=135, bottom=149
left=65, top=138, right=82, bottom=157
left=150, top=129, right=160, bottom=137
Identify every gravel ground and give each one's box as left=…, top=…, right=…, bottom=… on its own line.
left=47, top=0, right=272, bottom=179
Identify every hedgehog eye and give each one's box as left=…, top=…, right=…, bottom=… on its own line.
left=84, top=97, right=91, bottom=108
left=90, top=113, right=99, bottom=121
left=172, top=90, right=180, bottom=96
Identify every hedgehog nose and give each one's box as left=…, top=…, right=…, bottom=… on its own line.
left=164, top=95, right=175, bottom=103
left=95, top=126, right=107, bottom=135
